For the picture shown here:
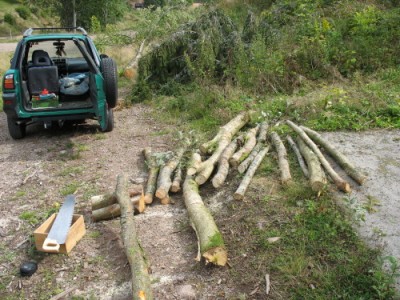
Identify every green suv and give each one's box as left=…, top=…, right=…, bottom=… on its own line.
left=2, top=27, right=117, bottom=139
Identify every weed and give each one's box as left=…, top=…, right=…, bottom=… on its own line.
left=58, top=166, right=84, bottom=177
left=19, top=211, right=40, bottom=225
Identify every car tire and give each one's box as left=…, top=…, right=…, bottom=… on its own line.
left=100, top=57, right=118, bottom=109
left=7, top=117, right=26, bottom=139
left=101, top=108, right=114, bottom=132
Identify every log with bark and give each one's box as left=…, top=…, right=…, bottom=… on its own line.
left=286, top=135, right=309, bottom=178
left=300, top=126, right=367, bottom=185
left=286, top=120, right=351, bottom=193
left=195, top=111, right=250, bottom=185
left=115, top=174, right=153, bottom=300
left=143, top=147, right=159, bottom=204
left=238, top=121, right=268, bottom=174
left=234, top=146, right=269, bottom=200
left=91, top=195, right=142, bottom=222
left=91, top=186, right=143, bottom=210
left=296, top=137, right=327, bottom=192
left=156, top=147, right=186, bottom=200
left=183, top=152, right=228, bottom=266
left=229, top=124, right=259, bottom=168
left=170, top=163, right=183, bottom=193
left=270, top=132, right=292, bottom=185
left=211, top=137, right=240, bottom=188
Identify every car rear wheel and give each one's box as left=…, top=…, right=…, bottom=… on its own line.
left=100, top=57, right=118, bottom=109
left=101, top=108, right=114, bottom=132
left=7, top=117, right=26, bottom=139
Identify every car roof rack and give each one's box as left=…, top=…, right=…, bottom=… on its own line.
left=23, top=27, right=88, bottom=37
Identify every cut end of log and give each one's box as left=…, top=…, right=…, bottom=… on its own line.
left=143, top=194, right=153, bottom=204
left=160, top=195, right=171, bottom=205
left=202, top=247, right=228, bottom=266
left=339, top=182, right=352, bottom=193
left=233, top=192, right=244, bottom=201
left=211, top=176, right=223, bottom=188
left=135, top=195, right=146, bottom=213
left=170, top=185, right=181, bottom=193
left=195, top=175, right=207, bottom=186
left=155, top=189, right=167, bottom=200
left=123, top=68, right=137, bottom=80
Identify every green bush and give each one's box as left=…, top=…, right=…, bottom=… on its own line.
left=16, top=6, right=30, bottom=20
left=4, top=13, right=15, bottom=25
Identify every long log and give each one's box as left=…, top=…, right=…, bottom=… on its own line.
left=234, top=147, right=269, bottom=200
left=300, top=126, right=367, bottom=185
left=238, top=121, right=268, bottom=174
left=270, top=132, right=292, bottom=185
left=143, top=147, right=160, bottom=204
left=296, top=137, right=327, bottom=192
left=91, top=195, right=142, bottom=222
left=195, top=111, right=250, bottom=185
left=286, top=135, right=309, bottom=178
left=286, top=120, right=351, bottom=193
left=156, top=147, right=186, bottom=199
left=115, top=174, right=153, bottom=300
left=212, top=137, right=240, bottom=188
left=183, top=153, right=227, bottom=266
left=229, top=125, right=259, bottom=168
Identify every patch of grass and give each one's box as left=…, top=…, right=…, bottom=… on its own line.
left=87, top=230, right=101, bottom=239
left=19, top=211, right=40, bottom=225
left=60, top=181, right=79, bottom=196
left=58, top=166, right=84, bottom=177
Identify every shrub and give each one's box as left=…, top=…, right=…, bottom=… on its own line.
left=16, top=6, right=30, bottom=20
left=4, top=13, right=15, bottom=25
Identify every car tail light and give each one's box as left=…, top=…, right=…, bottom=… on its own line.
left=3, top=74, right=15, bottom=89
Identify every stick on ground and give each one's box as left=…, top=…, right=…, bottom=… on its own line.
left=286, top=120, right=351, bottom=193
left=115, top=174, right=153, bottom=300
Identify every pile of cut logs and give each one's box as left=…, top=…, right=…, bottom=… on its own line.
left=90, top=111, right=366, bottom=300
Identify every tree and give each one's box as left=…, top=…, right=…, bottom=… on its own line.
left=29, top=0, right=128, bottom=30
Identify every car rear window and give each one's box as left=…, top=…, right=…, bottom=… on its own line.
left=28, top=40, right=85, bottom=60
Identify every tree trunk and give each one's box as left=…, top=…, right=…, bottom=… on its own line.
left=123, top=39, right=146, bottom=79
left=300, top=126, right=367, bottom=185
left=229, top=125, right=259, bottom=168
left=270, top=132, right=292, bottom=185
left=212, top=137, right=240, bottom=188
left=183, top=153, right=227, bottom=266
left=143, top=147, right=160, bottom=204
left=91, top=195, right=142, bottom=222
left=296, top=137, right=327, bottom=192
left=115, top=174, right=153, bottom=300
left=195, top=111, right=250, bottom=185
left=187, top=151, right=202, bottom=176
left=156, top=147, right=186, bottom=200
left=286, top=120, right=351, bottom=193
left=238, top=121, right=268, bottom=174
left=286, top=135, right=309, bottom=178
left=234, top=147, right=269, bottom=200
left=170, top=164, right=183, bottom=193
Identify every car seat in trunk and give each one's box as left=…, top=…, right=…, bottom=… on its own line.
left=28, top=50, right=59, bottom=95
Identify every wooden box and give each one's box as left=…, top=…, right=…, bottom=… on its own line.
left=34, top=214, right=86, bottom=254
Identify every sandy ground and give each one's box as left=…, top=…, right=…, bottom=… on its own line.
left=322, top=130, right=400, bottom=289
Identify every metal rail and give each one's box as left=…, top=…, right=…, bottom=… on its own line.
left=23, top=27, right=87, bottom=37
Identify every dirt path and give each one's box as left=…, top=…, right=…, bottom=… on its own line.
left=0, top=104, right=399, bottom=298
left=322, top=130, right=400, bottom=289
left=0, top=43, right=17, bottom=53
